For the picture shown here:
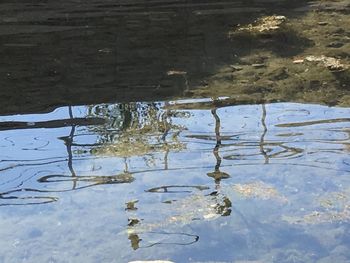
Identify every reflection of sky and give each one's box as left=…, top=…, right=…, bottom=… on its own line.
left=0, top=106, right=88, bottom=159
left=1, top=102, right=350, bottom=262
left=0, top=106, right=87, bottom=122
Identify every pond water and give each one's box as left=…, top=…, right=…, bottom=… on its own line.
left=1, top=100, right=350, bottom=262
left=1, top=0, right=350, bottom=262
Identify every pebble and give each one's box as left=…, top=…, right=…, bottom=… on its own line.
left=230, top=65, right=243, bottom=71
left=318, top=21, right=328, bottom=26
left=293, top=59, right=304, bottom=64
left=252, top=63, right=266, bottom=68
left=327, top=41, right=344, bottom=48
left=167, top=70, right=187, bottom=76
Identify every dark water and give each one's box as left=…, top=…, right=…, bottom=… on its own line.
left=1, top=0, right=350, bottom=263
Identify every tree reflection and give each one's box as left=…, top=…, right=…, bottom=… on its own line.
left=0, top=100, right=189, bottom=206
left=128, top=233, right=142, bottom=250
left=207, top=107, right=230, bottom=186
left=60, top=106, right=77, bottom=189
left=124, top=100, right=233, bottom=250
left=0, top=99, right=305, bottom=208
left=207, top=102, right=231, bottom=216
left=260, top=104, right=269, bottom=164
left=88, top=102, right=185, bottom=160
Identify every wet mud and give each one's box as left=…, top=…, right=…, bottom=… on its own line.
left=1, top=0, right=341, bottom=115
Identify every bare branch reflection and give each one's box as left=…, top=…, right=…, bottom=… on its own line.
left=260, top=104, right=269, bottom=164
left=207, top=106, right=230, bottom=186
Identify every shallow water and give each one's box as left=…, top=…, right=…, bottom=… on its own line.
left=1, top=0, right=350, bottom=262
left=1, top=100, right=350, bottom=262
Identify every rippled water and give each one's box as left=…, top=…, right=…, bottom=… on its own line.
left=1, top=0, right=350, bottom=262
left=1, top=99, right=350, bottom=262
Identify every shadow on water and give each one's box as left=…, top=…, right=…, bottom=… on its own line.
left=0, top=0, right=316, bottom=115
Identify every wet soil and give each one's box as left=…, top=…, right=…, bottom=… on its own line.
left=194, top=2, right=350, bottom=107
left=1, top=0, right=342, bottom=115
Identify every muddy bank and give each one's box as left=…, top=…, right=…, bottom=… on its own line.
left=193, top=1, right=350, bottom=107
left=0, top=0, right=313, bottom=115
left=0, top=0, right=349, bottom=115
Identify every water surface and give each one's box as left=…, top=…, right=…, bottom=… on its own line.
left=1, top=0, right=350, bottom=262
left=1, top=100, right=350, bottom=262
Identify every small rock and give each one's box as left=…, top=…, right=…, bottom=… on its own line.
left=318, top=21, right=328, bottom=26
left=252, top=63, right=266, bottom=68
left=98, top=48, right=112, bottom=53
left=304, top=55, right=347, bottom=72
left=268, top=67, right=289, bottom=81
left=167, top=70, right=187, bottom=76
left=230, top=65, right=243, bottom=71
left=327, top=42, right=344, bottom=48
left=293, top=59, right=304, bottom=64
